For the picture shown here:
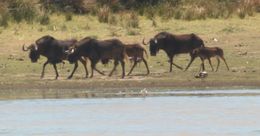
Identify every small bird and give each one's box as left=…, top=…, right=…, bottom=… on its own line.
left=195, top=71, right=208, bottom=78
left=140, top=88, right=148, bottom=97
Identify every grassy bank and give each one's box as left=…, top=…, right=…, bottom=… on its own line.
left=0, top=13, right=260, bottom=99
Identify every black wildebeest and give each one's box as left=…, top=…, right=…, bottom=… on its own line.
left=125, top=43, right=150, bottom=76
left=143, top=32, right=205, bottom=72
left=189, top=47, right=229, bottom=72
left=67, top=37, right=127, bottom=78
left=22, top=35, right=88, bottom=79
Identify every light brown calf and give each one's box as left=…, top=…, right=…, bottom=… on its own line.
left=191, top=47, right=229, bottom=72
left=125, top=43, right=150, bottom=76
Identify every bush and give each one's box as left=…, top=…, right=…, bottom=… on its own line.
left=39, top=0, right=87, bottom=14
left=97, top=5, right=110, bottom=23
left=38, top=13, right=50, bottom=25
left=8, top=0, right=38, bottom=23
left=0, top=2, right=9, bottom=27
left=0, top=13, right=9, bottom=27
left=108, top=14, right=118, bottom=25
left=126, top=12, right=139, bottom=28
left=65, top=12, right=73, bottom=21
left=238, top=8, right=246, bottom=19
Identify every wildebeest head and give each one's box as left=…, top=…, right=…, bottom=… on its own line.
left=67, top=48, right=79, bottom=64
left=143, top=38, right=159, bottom=56
left=67, top=37, right=93, bottom=63
left=149, top=38, right=160, bottom=56
left=22, top=44, right=40, bottom=63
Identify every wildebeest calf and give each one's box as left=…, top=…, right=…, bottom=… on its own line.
left=125, top=43, right=150, bottom=76
left=190, top=47, right=229, bottom=72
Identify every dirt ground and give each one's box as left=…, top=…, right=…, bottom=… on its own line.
left=1, top=14, right=260, bottom=99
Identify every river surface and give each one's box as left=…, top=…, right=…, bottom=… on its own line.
left=0, top=89, right=260, bottom=136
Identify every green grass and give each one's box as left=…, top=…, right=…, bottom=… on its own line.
left=0, top=13, right=260, bottom=99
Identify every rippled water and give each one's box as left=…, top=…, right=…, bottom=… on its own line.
left=1, top=90, right=260, bottom=136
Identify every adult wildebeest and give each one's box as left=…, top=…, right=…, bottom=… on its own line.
left=189, top=47, right=229, bottom=72
left=22, top=35, right=88, bottom=79
left=143, top=32, right=205, bottom=72
left=67, top=37, right=127, bottom=78
left=125, top=43, right=150, bottom=76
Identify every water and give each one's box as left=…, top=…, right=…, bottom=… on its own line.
left=1, top=90, right=260, bottom=136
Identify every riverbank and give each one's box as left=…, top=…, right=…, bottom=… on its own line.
left=1, top=77, right=259, bottom=99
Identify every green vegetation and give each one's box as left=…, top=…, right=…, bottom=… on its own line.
left=0, top=0, right=260, bottom=99
left=0, top=13, right=260, bottom=91
left=1, top=0, right=260, bottom=27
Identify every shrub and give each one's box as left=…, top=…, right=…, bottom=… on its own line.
left=8, top=0, right=38, bottom=23
left=108, top=14, right=118, bottom=25
left=38, top=13, right=50, bottom=25
left=0, top=1, right=9, bottom=27
left=39, top=0, right=87, bottom=14
left=126, top=12, right=139, bottom=28
left=97, top=5, right=110, bottom=23
left=238, top=8, right=246, bottom=19
left=65, top=12, right=73, bottom=21
left=0, top=14, right=9, bottom=27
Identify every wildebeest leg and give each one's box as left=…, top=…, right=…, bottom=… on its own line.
left=216, top=57, right=220, bottom=72
left=220, top=56, right=229, bottom=71
left=41, top=61, right=49, bottom=79
left=53, top=64, right=59, bottom=79
left=94, top=67, right=105, bottom=75
left=143, top=59, right=150, bottom=75
left=90, top=61, right=104, bottom=78
left=120, top=60, right=125, bottom=78
left=172, top=63, right=183, bottom=70
left=208, top=58, right=214, bottom=71
left=90, top=61, right=95, bottom=78
left=109, top=60, right=119, bottom=77
left=184, top=56, right=195, bottom=71
left=127, top=60, right=137, bottom=76
left=79, top=58, right=88, bottom=78
left=169, top=56, right=173, bottom=72
left=201, top=59, right=205, bottom=71
left=67, top=61, right=78, bottom=79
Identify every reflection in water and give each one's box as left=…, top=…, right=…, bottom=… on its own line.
left=0, top=90, right=260, bottom=136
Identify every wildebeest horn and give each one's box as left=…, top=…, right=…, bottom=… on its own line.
left=34, top=44, right=38, bottom=51
left=71, top=48, right=75, bottom=53
left=22, top=44, right=28, bottom=51
left=154, top=38, right=158, bottom=44
left=142, top=38, right=149, bottom=45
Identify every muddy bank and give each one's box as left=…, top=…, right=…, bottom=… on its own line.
left=0, top=79, right=259, bottom=99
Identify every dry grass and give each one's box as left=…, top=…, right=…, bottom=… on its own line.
left=0, top=13, right=260, bottom=99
